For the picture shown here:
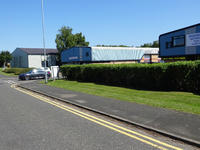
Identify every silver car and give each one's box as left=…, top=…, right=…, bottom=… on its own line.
left=18, top=69, right=51, bottom=80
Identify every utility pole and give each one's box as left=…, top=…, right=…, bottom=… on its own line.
left=41, top=0, right=48, bottom=83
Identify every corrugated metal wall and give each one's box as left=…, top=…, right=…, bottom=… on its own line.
left=91, top=47, right=144, bottom=61
left=61, top=47, right=92, bottom=63
left=61, top=47, right=159, bottom=63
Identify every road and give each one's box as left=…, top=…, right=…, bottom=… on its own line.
left=0, top=76, right=198, bottom=150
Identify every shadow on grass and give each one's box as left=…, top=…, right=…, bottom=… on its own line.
left=60, top=78, right=200, bottom=95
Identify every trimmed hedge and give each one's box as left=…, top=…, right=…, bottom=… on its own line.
left=60, top=61, right=200, bottom=92
left=3, top=68, right=32, bottom=75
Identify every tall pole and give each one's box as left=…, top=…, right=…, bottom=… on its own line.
left=41, top=0, right=48, bottom=83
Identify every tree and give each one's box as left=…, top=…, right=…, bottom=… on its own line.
left=55, top=26, right=89, bottom=64
left=152, top=41, right=159, bottom=47
left=0, top=51, right=12, bottom=68
left=140, top=40, right=159, bottom=48
left=74, top=33, right=89, bottom=47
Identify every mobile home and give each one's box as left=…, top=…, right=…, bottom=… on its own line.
left=61, top=47, right=159, bottom=64
left=159, top=23, right=200, bottom=60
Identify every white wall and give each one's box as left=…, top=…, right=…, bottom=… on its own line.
left=28, top=54, right=57, bottom=68
left=28, top=55, right=43, bottom=68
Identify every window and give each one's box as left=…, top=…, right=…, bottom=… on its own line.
left=166, top=42, right=173, bottom=49
left=143, top=54, right=150, bottom=59
left=41, top=61, right=49, bottom=67
left=86, top=52, right=89, bottom=57
left=173, top=35, right=185, bottom=47
left=143, top=54, right=151, bottom=63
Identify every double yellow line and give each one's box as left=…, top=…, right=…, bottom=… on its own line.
left=13, top=85, right=182, bottom=150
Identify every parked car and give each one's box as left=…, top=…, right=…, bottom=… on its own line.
left=18, top=68, right=51, bottom=80
left=40, top=67, right=51, bottom=72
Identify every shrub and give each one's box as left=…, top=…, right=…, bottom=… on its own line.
left=3, top=68, right=32, bottom=75
left=60, top=61, right=200, bottom=92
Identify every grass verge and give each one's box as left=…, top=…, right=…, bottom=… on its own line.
left=0, top=68, right=17, bottom=76
left=44, top=80, right=200, bottom=115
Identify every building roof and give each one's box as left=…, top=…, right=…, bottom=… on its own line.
left=91, top=47, right=159, bottom=55
left=62, top=46, right=159, bottom=55
left=18, top=48, right=58, bottom=55
left=159, top=23, right=200, bottom=37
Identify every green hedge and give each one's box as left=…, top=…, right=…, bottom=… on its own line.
left=3, top=68, right=32, bottom=75
left=60, top=61, right=200, bottom=92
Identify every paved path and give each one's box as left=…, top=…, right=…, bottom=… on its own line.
left=19, top=81, right=200, bottom=146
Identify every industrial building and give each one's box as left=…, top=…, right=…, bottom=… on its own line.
left=61, top=47, right=160, bottom=64
left=11, top=48, right=58, bottom=68
left=159, top=23, right=200, bottom=60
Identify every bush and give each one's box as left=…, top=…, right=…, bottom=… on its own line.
left=3, top=68, right=32, bottom=75
left=60, top=61, right=200, bottom=93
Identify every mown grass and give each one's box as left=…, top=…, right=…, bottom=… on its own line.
left=0, top=68, right=17, bottom=76
left=44, top=80, right=200, bottom=115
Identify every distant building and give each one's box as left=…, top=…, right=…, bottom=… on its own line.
left=159, top=23, right=200, bottom=61
left=11, top=48, right=58, bottom=68
left=61, top=47, right=160, bottom=64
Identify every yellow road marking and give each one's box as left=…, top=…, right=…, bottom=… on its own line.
left=14, top=86, right=183, bottom=150
left=14, top=87, right=167, bottom=150
left=33, top=94, right=181, bottom=150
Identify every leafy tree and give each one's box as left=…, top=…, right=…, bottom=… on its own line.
left=140, top=40, right=159, bottom=48
left=55, top=26, right=89, bottom=64
left=152, top=41, right=159, bottom=47
left=0, top=51, right=12, bottom=68
left=140, top=43, right=152, bottom=47
left=75, top=33, right=89, bottom=47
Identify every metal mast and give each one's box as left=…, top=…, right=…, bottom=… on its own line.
left=41, top=0, right=48, bottom=83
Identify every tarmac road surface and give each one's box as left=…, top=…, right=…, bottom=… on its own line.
left=0, top=76, right=198, bottom=150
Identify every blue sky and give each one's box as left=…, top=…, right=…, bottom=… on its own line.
left=0, top=0, right=200, bottom=52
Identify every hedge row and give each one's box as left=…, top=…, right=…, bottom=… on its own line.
left=3, top=68, right=32, bottom=75
left=60, top=61, right=200, bottom=93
